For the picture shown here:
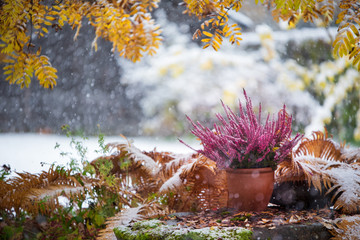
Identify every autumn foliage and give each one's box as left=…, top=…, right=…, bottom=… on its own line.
left=0, top=0, right=162, bottom=88
left=2, top=130, right=360, bottom=238
left=1, top=0, right=360, bottom=88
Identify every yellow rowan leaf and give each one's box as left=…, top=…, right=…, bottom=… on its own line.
left=40, top=56, right=49, bottom=62
left=349, top=48, right=360, bottom=59
left=203, top=43, right=210, bottom=49
left=346, top=30, right=355, bottom=43
left=344, top=37, right=351, bottom=51
left=201, top=38, right=211, bottom=43
left=212, top=42, right=219, bottom=51
left=338, top=47, right=346, bottom=57
left=353, top=55, right=360, bottom=68
left=215, top=32, right=222, bottom=40
left=202, top=31, right=213, bottom=37
left=52, top=5, right=61, bottom=11
left=3, top=65, right=13, bottom=70
left=45, top=16, right=56, bottom=21
left=350, top=24, right=360, bottom=36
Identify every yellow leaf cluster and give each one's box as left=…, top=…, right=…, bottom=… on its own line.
left=184, top=0, right=360, bottom=72
left=2, top=0, right=360, bottom=89
left=3, top=51, right=57, bottom=89
left=333, top=0, right=360, bottom=71
left=88, top=1, right=162, bottom=62
left=187, top=1, right=243, bottom=50
left=0, top=0, right=161, bottom=88
left=183, top=0, right=217, bottom=19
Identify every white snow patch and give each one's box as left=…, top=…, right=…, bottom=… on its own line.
left=0, top=133, right=198, bottom=176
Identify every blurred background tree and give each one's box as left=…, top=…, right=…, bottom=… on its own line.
left=1, top=0, right=360, bottom=145
left=1, top=0, right=360, bottom=88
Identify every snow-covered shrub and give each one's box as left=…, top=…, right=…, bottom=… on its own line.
left=118, top=11, right=319, bottom=137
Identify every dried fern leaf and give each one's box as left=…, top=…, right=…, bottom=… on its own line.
left=340, top=147, right=360, bottom=163
left=178, top=156, right=228, bottom=211
left=0, top=166, right=89, bottom=215
left=294, top=130, right=342, bottom=162
left=276, top=130, right=360, bottom=214
left=325, top=163, right=360, bottom=214
left=326, top=215, right=360, bottom=240
left=97, top=201, right=169, bottom=240
left=107, top=142, right=161, bottom=176
left=159, top=157, right=197, bottom=193
left=276, top=130, right=342, bottom=190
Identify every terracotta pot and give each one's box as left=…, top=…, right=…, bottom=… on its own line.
left=226, top=167, right=274, bottom=211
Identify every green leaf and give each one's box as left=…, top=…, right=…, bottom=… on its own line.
left=94, top=214, right=105, bottom=226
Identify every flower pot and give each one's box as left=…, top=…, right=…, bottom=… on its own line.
left=226, top=167, right=274, bottom=211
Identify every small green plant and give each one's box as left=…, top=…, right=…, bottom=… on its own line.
left=0, top=125, right=128, bottom=240
left=0, top=164, right=11, bottom=181
left=220, top=211, right=231, bottom=217
left=230, top=213, right=252, bottom=222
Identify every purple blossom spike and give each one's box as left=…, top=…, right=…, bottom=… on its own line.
left=180, top=89, right=303, bottom=169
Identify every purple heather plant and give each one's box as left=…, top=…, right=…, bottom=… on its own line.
left=180, top=89, right=303, bottom=170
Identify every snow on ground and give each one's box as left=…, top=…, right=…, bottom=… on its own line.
left=0, top=133, right=198, bottom=176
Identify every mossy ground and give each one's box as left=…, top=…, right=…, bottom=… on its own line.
left=113, top=219, right=252, bottom=240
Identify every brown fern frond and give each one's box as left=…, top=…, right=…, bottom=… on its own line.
left=176, top=155, right=227, bottom=211
left=91, top=142, right=200, bottom=200
left=276, top=130, right=340, bottom=189
left=105, top=142, right=161, bottom=176
left=155, top=152, right=193, bottom=180
left=276, top=155, right=325, bottom=190
left=0, top=166, right=89, bottom=215
left=158, top=156, right=198, bottom=193
left=99, top=142, right=228, bottom=212
left=325, top=163, right=360, bottom=214
left=327, top=215, right=360, bottom=240
left=276, top=130, right=360, bottom=214
left=97, top=201, right=169, bottom=240
left=91, top=143, right=161, bottom=198
left=340, top=147, right=360, bottom=163
left=294, top=129, right=342, bottom=162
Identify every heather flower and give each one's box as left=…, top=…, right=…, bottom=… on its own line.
left=180, top=89, right=302, bottom=170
